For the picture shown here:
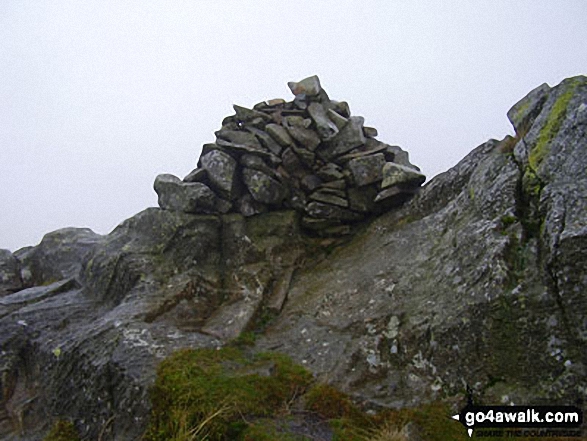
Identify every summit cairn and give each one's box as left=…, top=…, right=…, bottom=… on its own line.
left=154, top=75, right=425, bottom=235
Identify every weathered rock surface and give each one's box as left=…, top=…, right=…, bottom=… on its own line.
left=0, top=76, right=585, bottom=440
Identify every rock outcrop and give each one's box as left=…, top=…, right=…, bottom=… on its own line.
left=154, top=76, right=425, bottom=236
left=0, top=76, right=586, bottom=440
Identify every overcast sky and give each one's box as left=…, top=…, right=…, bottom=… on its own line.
left=1, top=1, right=585, bottom=251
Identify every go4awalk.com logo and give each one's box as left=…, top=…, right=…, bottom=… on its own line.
left=452, top=404, right=583, bottom=438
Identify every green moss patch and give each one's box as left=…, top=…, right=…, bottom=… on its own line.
left=144, top=347, right=313, bottom=440
left=529, top=81, right=578, bottom=171
left=43, top=420, right=81, bottom=441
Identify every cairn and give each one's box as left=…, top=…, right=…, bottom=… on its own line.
left=154, top=75, right=425, bottom=235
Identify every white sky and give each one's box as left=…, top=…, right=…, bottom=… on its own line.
left=1, top=1, right=586, bottom=251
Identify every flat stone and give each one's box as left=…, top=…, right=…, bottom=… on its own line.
left=233, top=105, right=272, bottom=124
left=266, top=98, right=286, bottom=106
left=242, top=168, right=287, bottom=205
left=216, top=138, right=272, bottom=157
left=288, top=75, right=322, bottom=96
left=301, top=174, right=323, bottom=192
left=328, top=100, right=350, bottom=118
left=240, top=154, right=275, bottom=177
left=374, top=185, right=418, bottom=210
left=308, top=102, right=339, bottom=140
left=266, top=123, right=294, bottom=147
left=247, top=127, right=283, bottom=156
left=283, top=116, right=321, bottom=151
left=348, top=153, right=386, bottom=186
left=200, top=150, right=239, bottom=199
left=337, top=138, right=390, bottom=162
left=318, top=116, right=366, bottom=160
left=363, top=126, right=378, bottom=138
left=305, top=201, right=362, bottom=222
left=317, top=163, right=344, bottom=181
left=321, top=179, right=347, bottom=190
left=215, top=129, right=263, bottom=150
left=301, top=216, right=343, bottom=230
left=381, top=162, right=426, bottom=189
left=327, top=109, right=349, bottom=130
left=154, top=174, right=231, bottom=214
left=309, top=190, right=349, bottom=207
left=183, top=167, right=208, bottom=184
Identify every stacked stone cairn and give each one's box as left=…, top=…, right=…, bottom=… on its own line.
left=154, top=76, right=425, bottom=235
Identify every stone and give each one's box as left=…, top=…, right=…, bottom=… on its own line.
left=348, top=186, right=377, bottom=212
left=308, top=102, right=339, bottom=140
left=216, top=138, right=272, bottom=157
left=266, top=123, right=294, bottom=147
left=301, top=174, right=322, bottom=192
left=241, top=154, right=275, bottom=177
left=281, top=148, right=307, bottom=179
left=305, top=201, right=362, bottom=221
left=321, top=179, right=347, bottom=190
left=283, top=116, right=321, bottom=150
left=215, top=129, right=263, bottom=150
left=309, top=189, right=349, bottom=207
left=200, top=150, right=239, bottom=200
left=381, top=162, right=426, bottom=189
left=233, top=104, right=272, bottom=124
left=266, top=98, right=286, bottom=106
left=183, top=167, right=209, bottom=183
left=374, top=185, right=418, bottom=206
left=247, top=127, right=283, bottom=156
left=237, top=193, right=267, bottom=217
left=363, top=126, right=378, bottom=138
left=154, top=174, right=231, bottom=214
left=327, top=108, right=349, bottom=130
left=507, top=83, right=551, bottom=135
left=318, top=116, right=366, bottom=160
left=329, top=100, right=351, bottom=118
left=348, top=153, right=386, bottom=186
left=242, top=168, right=287, bottom=205
left=288, top=75, right=322, bottom=96
left=0, top=249, right=23, bottom=296
left=317, top=163, right=344, bottom=181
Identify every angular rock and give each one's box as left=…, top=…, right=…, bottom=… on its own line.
left=309, top=189, right=349, bottom=207
left=363, top=126, right=378, bottom=138
left=348, top=153, right=386, bottom=186
left=317, top=163, right=344, bottom=181
left=183, top=167, right=209, bottom=184
left=308, top=102, right=339, bottom=140
left=266, top=123, right=294, bottom=148
left=305, top=201, right=362, bottom=222
left=0, top=250, right=22, bottom=296
left=381, top=162, right=426, bottom=189
left=247, top=127, right=283, bottom=156
left=215, top=129, right=263, bottom=150
left=233, top=104, right=272, bottom=124
left=374, top=185, right=418, bottom=206
left=301, top=174, right=322, bottom=192
left=284, top=116, right=321, bottom=150
left=327, top=108, right=349, bottom=130
left=507, top=83, right=551, bottom=134
left=241, top=154, right=276, bottom=177
left=321, top=179, right=347, bottom=190
left=154, top=174, right=231, bottom=214
left=288, top=75, right=322, bottom=97
left=242, top=168, right=287, bottom=205
left=200, top=150, right=239, bottom=199
left=281, top=148, right=307, bottom=179
left=318, top=116, right=366, bottom=160
left=237, top=193, right=267, bottom=217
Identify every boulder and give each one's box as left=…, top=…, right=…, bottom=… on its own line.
left=348, top=153, right=386, bottom=186
left=0, top=249, right=22, bottom=296
left=381, top=162, right=426, bottom=188
left=242, top=168, right=287, bottom=205
left=154, top=174, right=231, bottom=214
left=200, top=150, right=239, bottom=199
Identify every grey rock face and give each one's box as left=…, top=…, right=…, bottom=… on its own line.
left=0, top=250, right=22, bottom=296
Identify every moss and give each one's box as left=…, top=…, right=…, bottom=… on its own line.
left=144, top=347, right=313, bottom=441
left=529, top=81, right=578, bottom=172
left=241, top=420, right=308, bottom=440
left=43, top=420, right=81, bottom=441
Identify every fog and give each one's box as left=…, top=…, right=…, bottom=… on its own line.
left=1, top=1, right=586, bottom=251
